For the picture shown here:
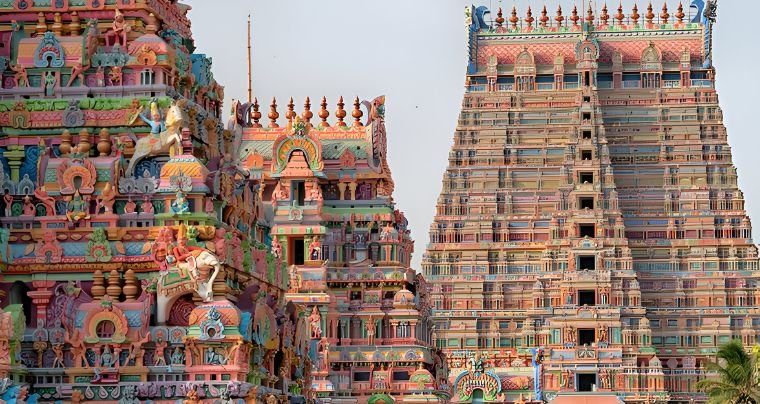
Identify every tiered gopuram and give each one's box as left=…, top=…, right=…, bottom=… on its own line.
left=424, top=1, right=755, bottom=403
left=234, top=96, right=451, bottom=403
left=0, top=2, right=311, bottom=403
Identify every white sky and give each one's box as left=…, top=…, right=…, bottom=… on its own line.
left=185, top=0, right=760, bottom=270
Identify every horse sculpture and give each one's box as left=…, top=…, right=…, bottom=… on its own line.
left=125, top=101, right=184, bottom=176
left=154, top=249, right=221, bottom=323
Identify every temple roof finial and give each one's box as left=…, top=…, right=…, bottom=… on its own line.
left=601, top=4, right=610, bottom=25
left=352, top=97, right=363, bottom=128
left=335, top=96, right=347, bottom=127
left=319, top=96, right=329, bottom=128
left=302, top=97, right=313, bottom=123
left=586, top=3, right=595, bottom=24
left=525, top=6, right=535, bottom=29
left=495, top=7, right=505, bottom=28
left=286, top=97, right=296, bottom=123
left=571, top=5, right=580, bottom=27
left=646, top=2, right=655, bottom=24
left=540, top=5, right=549, bottom=28
left=268, top=97, right=279, bottom=128
left=555, top=5, right=565, bottom=28
left=661, top=2, right=670, bottom=24
left=252, top=97, right=262, bottom=128
left=632, top=3, right=641, bottom=25
left=616, top=2, right=625, bottom=25
left=675, top=2, right=685, bottom=23
left=510, top=6, right=519, bottom=30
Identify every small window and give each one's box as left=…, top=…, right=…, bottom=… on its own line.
left=292, top=181, right=306, bottom=206
left=581, top=150, right=593, bottom=160
left=579, top=224, right=595, bottom=238
left=353, top=372, right=371, bottom=382
left=582, top=130, right=592, bottom=139
left=351, top=291, right=362, bottom=301
left=583, top=96, right=591, bottom=103
left=579, top=290, right=596, bottom=306
left=578, top=329, right=595, bottom=346
left=96, top=320, right=116, bottom=339
left=392, top=371, right=410, bottom=381
left=290, top=237, right=305, bottom=265
left=580, top=172, right=594, bottom=183
left=579, top=197, right=594, bottom=210
left=579, top=256, right=595, bottom=271
left=583, top=112, right=591, bottom=121
left=668, top=319, right=678, bottom=327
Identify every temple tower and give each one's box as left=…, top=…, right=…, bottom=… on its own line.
left=425, top=2, right=754, bottom=403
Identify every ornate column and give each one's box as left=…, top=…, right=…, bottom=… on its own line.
left=4, top=145, right=25, bottom=182
left=28, top=280, right=56, bottom=327
left=348, top=182, right=357, bottom=200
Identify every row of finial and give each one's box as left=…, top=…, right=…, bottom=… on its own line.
left=494, top=2, right=688, bottom=29
left=248, top=96, right=365, bottom=129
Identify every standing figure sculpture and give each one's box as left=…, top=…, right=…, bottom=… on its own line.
left=105, top=8, right=131, bottom=47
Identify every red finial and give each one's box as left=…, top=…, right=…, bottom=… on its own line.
left=510, top=6, right=519, bottom=30
left=675, top=2, right=685, bottom=23
left=586, top=3, right=595, bottom=23
left=646, top=2, right=655, bottom=24
left=525, top=6, right=534, bottom=29
left=268, top=97, right=279, bottom=128
left=631, top=3, right=641, bottom=25
left=540, top=5, right=549, bottom=28
left=571, top=5, right=580, bottom=27
left=351, top=96, right=363, bottom=128
left=495, top=7, right=505, bottom=27
left=335, top=96, right=347, bottom=127
left=319, top=96, right=329, bottom=127
left=286, top=97, right=296, bottom=122
left=616, top=2, right=625, bottom=24
left=302, top=97, right=313, bottom=123
left=601, top=4, right=610, bottom=25
left=661, top=3, right=670, bottom=24
left=251, top=97, right=262, bottom=128
left=555, top=5, right=565, bottom=28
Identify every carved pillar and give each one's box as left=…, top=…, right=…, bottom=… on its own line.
left=348, top=182, right=357, bottom=200
left=4, top=145, right=25, bottom=182
left=28, top=280, right=56, bottom=327
left=337, top=183, right=347, bottom=201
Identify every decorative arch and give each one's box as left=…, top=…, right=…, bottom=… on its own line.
left=454, top=370, right=502, bottom=402
left=167, top=293, right=194, bottom=326
left=34, top=32, right=65, bottom=68
left=83, top=306, right=129, bottom=343
left=273, top=138, right=323, bottom=174
left=641, top=42, right=663, bottom=70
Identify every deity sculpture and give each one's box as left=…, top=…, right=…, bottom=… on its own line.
left=271, top=237, right=282, bottom=259
left=109, top=66, right=123, bottom=86
left=65, top=329, right=89, bottom=368
left=366, top=317, right=376, bottom=345
left=309, top=306, right=322, bottom=339
left=66, top=191, right=90, bottom=223
left=34, top=186, right=56, bottom=215
left=96, top=182, right=117, bottom=213
left=52, top=344, right=65, bottom=368
left=66, top=62, right=86, bottom=87
left=10, top=63, right=28, bottom=87
left=21, top=195, right=34, bottom=216
left=171, top=190, right=190, bottom=215
left=105, top=8, right=131, bottom=47
left=44, top=71, right=57, bottom=97
left=141, top=195, right=154, bottom=214
left=205, top=347, right=225, bottom=365
left=124, top=198, right=136, bottom=214
left=3, top=191, right=13, bottom=217
left=154, top=337, right=168, bottom=366
left=309, top=236, right=321, bottom=261
left=100, top=345, right=115, bottom=367
left=171, top=347, right=185, bottom=365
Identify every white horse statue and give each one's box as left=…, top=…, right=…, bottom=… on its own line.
left=155, top=248, right=222, bottom=324
left=125, top=101, right=185, bottom=176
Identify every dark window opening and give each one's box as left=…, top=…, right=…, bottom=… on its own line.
left=580, top=172, right=594, bottom=183
left=578, top=329, right=596, bottom=346
left=579, top=290, right=596, bottom=306
left=351, top=291, right=362, bottom=301
left=96, top=320, right=116, bottom=339
left=291, top=237, right=305, bottom=265
left=579, top=197, right=594, bottom=210
left=579, top=256, right=595, bottom=271
left=577, top=373, right=597, bottom=392
left=292, top=181, right=306, bottom=206
left=353, top=372, right=371, bottom=382
left=583, top=96, right=591, bottom=103
left=392, top=371, right=410, bottom=381
left=584, top=72, right=591, bottom=86
left=581, top=150, right=592, bottom=160
left=582, top=130, right=592, bottom=139
left=582, top=112, right=591, bottom=121
left=579, top=224, right=595, bottom=238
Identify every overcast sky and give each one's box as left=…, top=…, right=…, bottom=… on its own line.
left=185, top=0, right=760, bottom=270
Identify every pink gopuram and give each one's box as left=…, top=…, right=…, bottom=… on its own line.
left=236, top=96, right=451, bottom=403
left=424, top=2, right=751, bottom=404
left=0, top=2, right=309, bottom=403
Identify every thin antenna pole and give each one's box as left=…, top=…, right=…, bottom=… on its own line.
left=247, top=14, right=252, bottom=104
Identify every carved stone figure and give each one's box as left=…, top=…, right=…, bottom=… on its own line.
left=105, top=8, right=131, bottom=47
left=309, top=306, right=322, bottom=339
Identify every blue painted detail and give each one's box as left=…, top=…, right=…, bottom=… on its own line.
left=240, top=312, right=252, bottom=342
left=61, top=242, right=87, bottom=256
left=191, top=54, right=214, bottom=88
left=466, top=5, right=491, bottom=74
left=124, top=311, right=142, bottom=327
left=33, top=32, right=66, bottom=68
left=134, top=158, right=161, bottom=178
left=530, top=347, right=544, bottom=401
left=690, top=0, right=705, bottom=23
left=75, top=311, right=86, bottom=328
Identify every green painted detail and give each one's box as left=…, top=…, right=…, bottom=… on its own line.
left=86, top=228, right=113, bottom=263
left=0, top=96, right=170, bottom=113
left=119, top=375, right=141, bottom=382
left=478, top=23, right=702, bottom=37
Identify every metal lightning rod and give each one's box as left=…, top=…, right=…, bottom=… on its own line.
left=247, top=14, right=252, bottom=104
